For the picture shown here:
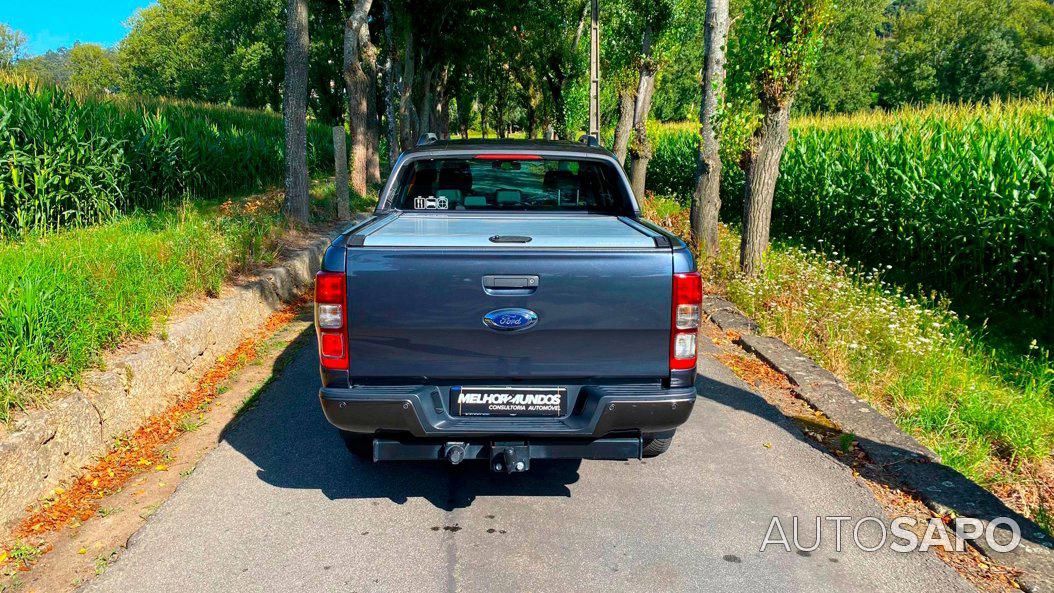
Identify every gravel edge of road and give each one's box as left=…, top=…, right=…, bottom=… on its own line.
left=701, top=295, right=1054, bottom=593
left=0, top=229, right=338, bottom=530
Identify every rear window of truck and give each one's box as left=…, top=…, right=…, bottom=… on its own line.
left=387, top=156, right=633, bottom=214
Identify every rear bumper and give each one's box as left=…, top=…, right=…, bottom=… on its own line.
left=319, top=383, right=696, bottom=439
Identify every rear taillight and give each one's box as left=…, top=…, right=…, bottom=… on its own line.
left=315, top=271, right=348, bottom=370
left=670, top=272, right=702, bottom=371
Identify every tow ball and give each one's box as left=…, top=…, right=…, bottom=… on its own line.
left=491, top=443, right=530, bottom=473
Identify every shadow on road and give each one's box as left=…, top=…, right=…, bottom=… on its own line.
left=221, top=323, right=580, bottom=511
left=220, top=320, right=1054, bottom=571
left=693, top=349, right=1054, bottom=572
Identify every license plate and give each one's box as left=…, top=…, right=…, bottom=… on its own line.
left=450, top=387, right=566, bottom=417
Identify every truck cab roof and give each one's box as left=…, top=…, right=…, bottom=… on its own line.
left=403, top=138, right=615, bottom=159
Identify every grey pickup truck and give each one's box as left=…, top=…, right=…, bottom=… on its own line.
left=314, top=138, right=699, bottom=472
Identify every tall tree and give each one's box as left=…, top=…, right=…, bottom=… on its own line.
left=12, top=48, right=72, bottom=84
left=690, top=0, right=730, bottom=255
left=383, top=0, right=400, bottom=166
left=627, top=25, right=657, bottom=200
left=876, top=0, right=1051, bottom=106
left=68, top=43, right=120, bottom=94
left=795, top=0, right=883, bottom=113
left=626, top=0, right=675, bottom=200
left=531, top=0, right=589, bottom=139
left=612, top=88, right=635, bottom=163
left=0, top=23, right=27, bottom=71
left=397, top=25, right=416, bottom=150
left=738, top=0, right=830, bottom=275
left=283, top=0, right=311, bottom=223
left=605, top=0, right=653, bottom=164
left=359, top=14, right=382, bottom=184
left=343, top=0, right=373, bottom=197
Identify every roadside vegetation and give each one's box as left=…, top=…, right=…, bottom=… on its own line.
left=644, top=96, right=1054, bottom=330
left=0, top=73, right=344, bottom=419
left=0, top=184, right=337, bottom=422
left=642, top=197, right=1054, bottom=532
left=0, top=74, right=334, bottom=235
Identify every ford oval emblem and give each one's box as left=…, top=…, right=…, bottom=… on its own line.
left=483, top=308, right=538, bottom=332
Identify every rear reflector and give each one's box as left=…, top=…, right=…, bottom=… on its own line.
left=474, top=154, right=543, bottom=161
left=670, top=272, right=702, bottom=372
left=320, top=332, right=345, bottom=359
left=315, top=271, right=348, bottom=370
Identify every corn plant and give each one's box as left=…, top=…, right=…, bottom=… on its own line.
left=0, top=74, right=334, bottom=236
left=645, top=95, right=1054, bottom=318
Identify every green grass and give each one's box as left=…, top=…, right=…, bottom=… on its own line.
left=642, top=196, right=1054, bottom=505
left=309, top=179, right=378, bottom=218
left=0, top=196, right=293, bottom=421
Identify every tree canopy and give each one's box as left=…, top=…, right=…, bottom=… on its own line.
left=2, top=0, right=1052, bottom=126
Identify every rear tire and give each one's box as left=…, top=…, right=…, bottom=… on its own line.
left=339, top=430, right=374, bottom=460
left=642, top=431, right=675, bottom=458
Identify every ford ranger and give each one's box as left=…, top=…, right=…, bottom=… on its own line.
left=314, top=138, right=699, bottom=472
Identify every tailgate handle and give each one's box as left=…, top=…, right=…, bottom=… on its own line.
left=489, top=235, right=532, bottom=243
left=483, top=275, right=539, bottom=290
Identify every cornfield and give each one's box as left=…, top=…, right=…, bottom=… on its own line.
left=0, top=74, right=334, bottom=235
left=646, top=96, right=1054, bottom=317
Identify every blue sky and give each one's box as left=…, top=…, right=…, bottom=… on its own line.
left=3, top=1, right=154, bottom=56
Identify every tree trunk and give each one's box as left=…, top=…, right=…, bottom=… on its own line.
left=333, top=126, right=350, bottom=219
left=416, top=66, right=434, bottom=135
left=740, top=101, right=792, bottom=276
left=494, top=81, right=508, bottom=139
left=548, top=81, right=568, bottom=139
left=343, top=0, right=373, bottom=198
left=283, top=0, right=310, bottom=224
left=691, top=0, right=730, bottom=256
left=495, top=105, right=506, bottom=139
left=628, top=27, right=656, bottom=201
left=437, top=97, right=451, bottom=138
left=383, top=1, right=399, bottom=169
left=544, top=59, right=569, bottom=140
left=398, top=28, right=415, bottom=151
left=456, top=95, right=473, bottom=139
left=432, top=66, right=450, bottom=138
left=525, top=102, right=537, bottom=139
left=358, top=21, right=381, bottom=186
left=612, top=86, right=635, bottom=165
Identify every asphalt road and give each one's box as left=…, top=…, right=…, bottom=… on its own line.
left=85, top=332, right=974, bottom=593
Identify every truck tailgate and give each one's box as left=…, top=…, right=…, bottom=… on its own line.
left=344, top=246, right=672, bottom=380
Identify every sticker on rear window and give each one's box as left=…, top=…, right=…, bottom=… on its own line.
left=414, top=196, right=448, bottom=209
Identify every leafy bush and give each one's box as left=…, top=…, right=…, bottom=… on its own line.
left=0, top=74, right=334, bottom=235
left=645, top=96, right=1054, bottom=318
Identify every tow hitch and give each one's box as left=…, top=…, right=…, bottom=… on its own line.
left=491, top=443, right=531, bottom=473
left=371, top=437, right=643, bottom=467
left=442, top=441, right=531, bottom=472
